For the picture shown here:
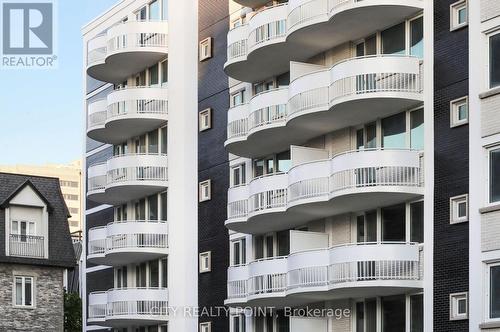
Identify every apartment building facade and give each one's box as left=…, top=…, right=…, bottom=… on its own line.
left=0, top=161, right=83, bottom=234
left=81, top=0, right=500, bottom=331
left=82, top=0, right=201, bottom=331
left=0, top=173, right=76, bottom=331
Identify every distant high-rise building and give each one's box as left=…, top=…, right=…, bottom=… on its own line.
left=0, top=161, right=83, bottom=234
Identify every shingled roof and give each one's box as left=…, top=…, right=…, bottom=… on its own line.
left=0, top=172, right=76, bottom=268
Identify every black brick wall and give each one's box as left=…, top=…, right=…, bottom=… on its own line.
left=198, top=0, right=230, bottom=330
left=433, top=1, right=469, bottom=331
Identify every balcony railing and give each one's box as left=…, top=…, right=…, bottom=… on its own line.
left=9, top=234, right=45, bottom=258
left=227, top=242, right=423, bottom=302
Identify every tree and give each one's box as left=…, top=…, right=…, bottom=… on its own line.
left=64, top=291, right=82, bottom=331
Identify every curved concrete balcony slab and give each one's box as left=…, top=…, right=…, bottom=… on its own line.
left=88, top=288, right=168, bottom=327
left=87, top=221, right=168, bottom=266
left=224, top=0, right=423, bottom=82
left=87, top=86, right=168, bottom=144
left=226, top=242, right=423, bottom=307
left=87, top=21, right=168, bottom=83
left=87, top=154, right=168, bottom=205
left=233, top=0, right=271, bottom=9
left=225, top=56, right=423, bottom=158
left=226, top=149, right=423, bottom=234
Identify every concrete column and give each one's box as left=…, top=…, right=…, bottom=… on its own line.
left=167, top=0, right=199, bottom=331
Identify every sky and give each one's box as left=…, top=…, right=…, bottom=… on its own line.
left=0, top=0, right=119, bottom=165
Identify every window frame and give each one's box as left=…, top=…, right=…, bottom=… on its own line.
left=486, top=262, right=500, bottom=322
left=450, top=96, right=469, bottom=128
left=13, top=276, right=35, bottom=308
left=486, top=146, right=500, bottom=205
left=230, top=163, right=246, bottom=188
left=450, top=0, right=468, bottom=31
left=231, top=89, right=245, bottom=107
left=489, top=30, right=500, bottom=89
left=449, top=194, right=469, bottom=224
left=199, top=37, right=213, bottom=61
left=199, top=251, right=212, bottom=273
left=200, top=321, right=212, bottom=332
left=450, top=292, right=468, bottom=320
left=199, top=180, right=212, bottom=202
left=199, top=108, right=212, bottom=132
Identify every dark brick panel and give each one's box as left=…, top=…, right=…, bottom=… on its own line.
left=433, top=1, right=469, bottom=329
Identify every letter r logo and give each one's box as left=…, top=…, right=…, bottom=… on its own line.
left=2, top=2, right=53, bottom=54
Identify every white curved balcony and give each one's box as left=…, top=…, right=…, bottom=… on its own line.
left=225, top=4, right=310, bottom=82
left=87, top=221, right=168, bottom=266
left=226, top=88, right=292, bottom=156
left=87, top=154, right=168, bottom=205
left=224, top=0, right=423, bottom=82
left=226, top=242, right=423, bottom=307
left=226, top=149, right=423, bottom=234
left=87, top=86, right=168, bottom=144
left=225, top=56, right=423, bottom=158
left=88, top=288, right=168, bottom=327
left=87, top=20, right=168, bottom=83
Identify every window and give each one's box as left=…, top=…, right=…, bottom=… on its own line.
left=231, top=164, right=246, bottom=187
left=11, top=220, right=35, bottom=240
left=14, top=276, right=34, bottom=307
left=450, top=97, right=469, bottom=127
left=63, top=194, right=79, bottom=201
left=161, top=0, right=168, bottom=20
left=450, top=1, right=468, bottom=31
left=381, top=22, right=406, bottom=55
left=199, top=180, right=211, bottom=202
left=488, top=264, right=500, bottom=319
left=382, top=295, right=406, bottom=332
left=232, top=314, right=246, bottom=332
left=160, top=192, right=168, bottom=221
left=381, top=204, right=406, bottom=242
left=161, top=60, right=168, bottom=86
left=200, top=322, right=212, bottom=332
left=232, top=238, right=246, bottom=266
left=199, top=37, right=212, bottom=61
left=491, top=148, right=500, bottom=203
left=69, top=208, right=79, bottom=214
left=199, top=252, right=211, bottom=273
left=410, top=201, right=424, bottom=243
left=199, top=108, right=212, bottom=131
left=60, top=180, right=78, bottom=188
left=410, top=294, right=424, bottom=332
left=231, top=90, right=245, bottom=107
left=149, top=64, right=159, bottom=86
left=490, top=33, right=500, bottom=88
left=410, top=108, right=424, bottom=150
left=410, top=16, right=424, bottom=58
left=450, top=292, right=468, bottom=320
left=382, top=112, right=406, bottom=149
left=356, top=299, right=377, bottom=332
left=450, top=194, right=468, bottom=224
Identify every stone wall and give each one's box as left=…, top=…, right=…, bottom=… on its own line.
left=0, top=264, right=64, bottom=331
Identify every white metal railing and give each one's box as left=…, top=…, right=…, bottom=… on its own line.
left=88, top=226, right=106, bottom=256
left=249, top=188, right=287, bottom=214
left=248, top=4, right=288, bottom=51
left=9, top=234, right=45, bottom=258
left=227, top=39, right=248, bottom=61
left=89, top=288, right=168, bottom=320
left=227, top=116, right=249, bottom=139
left=88, top=101, right=107, bottom=129
left=108, top=25, right=168, bottom=53
left=330, top=166, right=421, bottom=193
left=108, top=299, right=168, bottom=317
left=87, top=162, right=107, bottom=192
left=88, top=291, right=107, bottom=319
left=288, top=176, right=329, bottom=201
left=107, top=154, right=168, bottom=184
left=107, top=87, right=168, bottom=119
left=288, top=0, right=329, bottom=31
left=228, top=242, right=421, bottom=300
left=228, top=149, right=423, bottom=220
left=107, top=222, right=168, bottom=251
left=88, top=47, right=106, bottom=66
left=227, top=200, right=248, bottom=219
left=289, top=86, right=329, bottom=116
left=248, top=104, right=287, bottom=130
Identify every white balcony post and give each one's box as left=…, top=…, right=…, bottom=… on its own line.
left=168, top=0, right=198, bottom=330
